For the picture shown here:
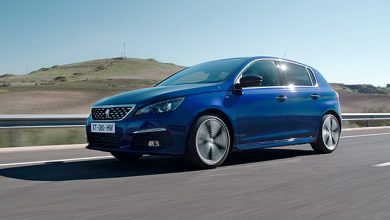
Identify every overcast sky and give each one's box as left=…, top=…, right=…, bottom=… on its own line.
left=1, top=0, right=389, bottom=86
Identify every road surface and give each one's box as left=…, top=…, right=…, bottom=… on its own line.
left=1, top=127, right=390, bottom=220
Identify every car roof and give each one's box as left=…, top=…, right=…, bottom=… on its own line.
left=214, top=56, right=311, bottom=68
left=250, top=56, right=310, bottom=67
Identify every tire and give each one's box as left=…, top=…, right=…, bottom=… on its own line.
left=311, top=114, right=341, bottom=154
left=111, top=152, right=142, bottom=161
left=185, top=114, right=231, bottom=169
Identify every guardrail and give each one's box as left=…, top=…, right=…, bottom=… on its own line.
left=0, top=113, right=390, bottom=129
left=341, top=113, right=390, bottom=121
left=0, top=114, right=89, bottom=129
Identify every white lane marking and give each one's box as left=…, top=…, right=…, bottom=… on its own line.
left=341, top=132, right=390, bottom=139
left=373, top=162, right=390, bottom=167
left=0, top=156, right=113, bottom=168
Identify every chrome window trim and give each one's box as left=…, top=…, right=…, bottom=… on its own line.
left=305, top=67, right=318, bottom=87
left=240, top=85, right=317, bottom=90
left=234, top=58, right=319, bottom=89
left=91, top=104, right=136, bottom=121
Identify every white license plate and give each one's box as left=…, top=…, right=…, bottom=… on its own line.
left=91, top=123, right=115, bottom=133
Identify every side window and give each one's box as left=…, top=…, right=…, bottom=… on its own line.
left=279, top=62, right=313, bottom=86
left=241, top=60, right=280, bottom=86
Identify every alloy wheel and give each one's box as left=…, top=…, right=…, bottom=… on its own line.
left=321, top=115, right=340, bottom=150
left=195, top=117, right=230, bottom=165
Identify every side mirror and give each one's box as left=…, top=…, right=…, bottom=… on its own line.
left=235, top=75, right=263, bottom=90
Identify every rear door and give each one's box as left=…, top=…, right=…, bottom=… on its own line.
left=277, top=61, right=323, bottom=138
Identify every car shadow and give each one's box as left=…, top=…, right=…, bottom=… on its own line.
left=0, top=148, right=316, bottom=181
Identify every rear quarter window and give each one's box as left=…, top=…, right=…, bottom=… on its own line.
left=306, top=68, right=317, bottom=85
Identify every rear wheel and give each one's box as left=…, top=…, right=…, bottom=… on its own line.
left=186, top=115, right=231, bottom=169
left=311, top=114, right=341, bottom=153
left=111, top=152, right=142, bottom=161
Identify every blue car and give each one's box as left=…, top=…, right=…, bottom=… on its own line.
left=86, top=57, right=341, bottom=168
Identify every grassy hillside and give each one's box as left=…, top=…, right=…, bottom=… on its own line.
left=0, top=57, right=389, bottom=114
left=330, top=83, right=390, bottom=113
left=1, top=57, right=183, bottom=89
left=331, top=83, right=390, bottom=95
left=0, top=57, right=184, bottom=114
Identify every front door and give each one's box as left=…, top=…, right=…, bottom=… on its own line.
left=236, top=60, right=290, bottom=144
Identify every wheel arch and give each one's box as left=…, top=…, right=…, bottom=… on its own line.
left=324, top=110, right=342, bottom=130
left=190, top=108, right=236, bottom=146
left=310, top=110, right=342, bottom=153
left=312, top=109, right=342, bottom=143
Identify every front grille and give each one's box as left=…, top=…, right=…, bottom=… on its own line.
left=88, top=132, right=122, bottom=148
left=91, top=105, right=134, bottom=120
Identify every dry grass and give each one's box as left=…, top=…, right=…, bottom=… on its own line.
left=338, top=90, right=390, bottom=113
left=4, top=57, right=183, bottom=83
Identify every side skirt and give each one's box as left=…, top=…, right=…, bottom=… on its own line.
left=233, top=137, right=316, bottom=151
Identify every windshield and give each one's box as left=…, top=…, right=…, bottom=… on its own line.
left=157, top=58, right=247, bottom=86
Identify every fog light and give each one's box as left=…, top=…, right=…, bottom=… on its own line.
left=148, top=140, right=160, bottom=147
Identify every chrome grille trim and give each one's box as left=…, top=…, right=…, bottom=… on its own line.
left=91, top=104, right=136, bottom=121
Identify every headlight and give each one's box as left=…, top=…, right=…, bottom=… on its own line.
left=135, top=97, right=185, bottom=116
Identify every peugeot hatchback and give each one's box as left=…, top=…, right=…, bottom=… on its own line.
left=86, top=57, right=341, bottom=168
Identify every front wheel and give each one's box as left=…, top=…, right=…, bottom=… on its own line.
left=111, top=152, right=142, bottom=161
left=311, top=114, right=341, bottom=153
left=185, top=115, right=231, bottom=169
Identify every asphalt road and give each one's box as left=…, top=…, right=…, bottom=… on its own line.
left=1, top=127, right=390, bottom=220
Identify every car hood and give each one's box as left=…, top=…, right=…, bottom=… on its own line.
left=93, top=83, right=221, bottom=106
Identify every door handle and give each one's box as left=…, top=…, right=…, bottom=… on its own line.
left=311, top=93, right=320, bottom=100
left=276, top=95, right=287, bottom=102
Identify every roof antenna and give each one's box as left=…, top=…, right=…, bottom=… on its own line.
left=282, top=50, right=288, bottom=59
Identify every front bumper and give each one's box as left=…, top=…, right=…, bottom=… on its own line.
left=86, top=111, right=193, bottom=155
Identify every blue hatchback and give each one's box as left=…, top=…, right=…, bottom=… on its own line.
left=86, top=57, right=341, bottom=168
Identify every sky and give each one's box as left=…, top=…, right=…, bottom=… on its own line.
left=0, top=0, right=389, bottom=86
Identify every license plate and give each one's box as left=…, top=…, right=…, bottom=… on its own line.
left=91, top=123, right=115, bottom=133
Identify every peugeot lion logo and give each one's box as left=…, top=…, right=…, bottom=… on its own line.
left=105, top=109, right=110, bottom=119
